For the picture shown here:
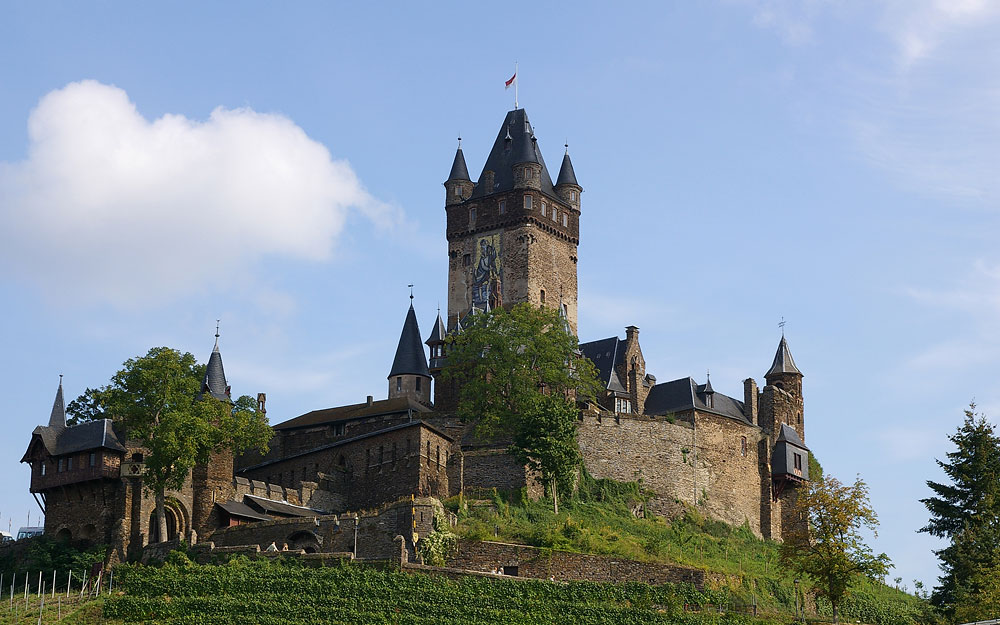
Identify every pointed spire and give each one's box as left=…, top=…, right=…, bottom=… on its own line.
left=556, top=144, right=579, bottom=187
left=766, top=336, right=802, bottom=378
left=389, top=301, right=430, bottom=378
left=48, top=375, right=66, bottom=429
left=202, top=325, right=230, bottom=401
left=470, top=108, right=557, bottom=199
left=426, top=308, right=446, bottom=347
left=704, top=371, right=714, bottom=394
left=514, top=126, right=539, bottom=165
left=447, top=138, right=471, bottom=181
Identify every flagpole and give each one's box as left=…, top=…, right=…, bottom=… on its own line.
left=514, top=62, right=519, bottom=109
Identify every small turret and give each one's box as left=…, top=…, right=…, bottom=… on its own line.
left=764, top=336, right=802, bottom=397
left=200, top=325, right=231, bottom=402
left=513, top=124, right=543, bottom=191
left=555, top=144, right=582, bottom=211
left=444, top=139, right=474, bottom=207
left=389, top=299, right=432, bottom=403
left=702, top=372, right=715, bottom=409
left=425, top=309, right=447, bottom=374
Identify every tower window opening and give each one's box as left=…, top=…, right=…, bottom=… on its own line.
left=334, top=423, right=345, bottom=436
left=551, top=209, right=557, bottom=222
left=396, top=377, right=402, bottom=392
left=415, top=377, right=422, bottom=392
left=570, top=190, right=577, bottom=201
left=523, top=195, right=532, bottom=210
left=562, top=213, right=568, bottom=226
left=793, top=452, right=803, bottom=471
left=469, top=208, right=476, bottom=223
left=58, top=458, right=64, bottom=472
left=89, top=452, right=96, bottom=467
left=524, top=166, right=531, bottom=179
left=67, top=457, right=73, bottom=471
left=563, top=303, right=568, bottom=317
left=741, top=436, right=747, bottom=457
left=40, top=462, right=46, bottom=476
left=454, top=186, right=462, bottom=197
left=426, top=441, right=431, bottom=466
left=499, top=200, right=506, bottom=214
left=540, top=289, right=546, bottom=304
left=463, top=253, right=471, bottom=267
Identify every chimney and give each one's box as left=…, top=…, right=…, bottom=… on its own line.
left=743, top=378, right=759, bottom=424
left=367, top=395, right=374, bottom=407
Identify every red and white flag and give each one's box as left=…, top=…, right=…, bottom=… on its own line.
left=505, top=71, right=517, bottom=89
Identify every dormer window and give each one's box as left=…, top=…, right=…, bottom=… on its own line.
left=523, top=195, right=532, bottom=210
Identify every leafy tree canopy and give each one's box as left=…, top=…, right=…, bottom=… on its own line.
left=781, top=474, right=892, bottom=624
left=102, top=347, right=271, bottom=540
left=442, top=304, right=602, bottom=508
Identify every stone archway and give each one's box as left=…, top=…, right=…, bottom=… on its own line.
left=54, top=528, right=72, bottom=542
left=286, top=530, right=322, bottom=554
left=148, top=499, right=190, bottom=544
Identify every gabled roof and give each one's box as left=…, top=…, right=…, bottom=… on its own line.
left=766, top=336, right=801, bottom=378
left=776, top=423, right=808, bottom=451
left=556, top=149, right=579, bottom=187
left=469, top=109, right=558, bottom=201
left=22, top=418, right=126, bottom=462
left=389, top=304, right=430, bottom=378
left=579, top=336, right=624, bottom=391
left=425, top=311, right=446, bottom=346
left=215, top=500, right=271, bottom=522
left=447, top=146, right=470, bottom=182
left=644, top=377, right=750, bottom=424
left=243, top=494, right=327, bottom=517
left=273, top=396, right=431, bottom=431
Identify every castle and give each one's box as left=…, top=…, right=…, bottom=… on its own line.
left=20, top=106, right=809, bottom=560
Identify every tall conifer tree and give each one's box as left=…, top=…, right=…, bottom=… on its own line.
left=920, top=403, right=1000, bottom=616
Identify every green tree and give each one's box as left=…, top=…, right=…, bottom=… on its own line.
left=781, top=474, right=892, bottom=624
left=442, top=303, right=602, bottom=512
left=920, top=402, right=1000, bottom=617
left=66, top=362, right=207, bottom=426
left=104, top=347, right=272, bottom=541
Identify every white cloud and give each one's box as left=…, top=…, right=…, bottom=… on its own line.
left=0, top=80, right=396, bottom=307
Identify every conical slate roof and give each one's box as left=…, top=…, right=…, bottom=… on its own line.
left=776, top=423, right=808, bottom=450
left=202, top=338, right=230, bottom=401
left=48, top=379, right=66, bottom=429
left=766, top=336, right=802, bottom=378
left=556, top=149, right=579, bottom=187
left=470, top=109, right=557, bottom=200
left=703, top=374, right=714, bottom=395
left=448, top=146, right=470, bottom=181
left=425, top=311, right=446, bottom=346
left=389, top=304, right=431, bottom=378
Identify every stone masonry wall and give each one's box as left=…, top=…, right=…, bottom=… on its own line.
left=578, top=410, right=769, bottom=535
left=446, top=540, right=704, bottom=587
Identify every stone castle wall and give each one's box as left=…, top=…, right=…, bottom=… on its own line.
left=578, top=410, right=769, bottom=535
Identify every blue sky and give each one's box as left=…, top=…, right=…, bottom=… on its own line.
left=2, top=0, right=998, bottom=589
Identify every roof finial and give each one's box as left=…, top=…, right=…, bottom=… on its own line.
left=565, top=140, right=569, bottom=155
left=214, top=319, right=221, bottom=348
left=59, top=374, right=63, bottom=386
left=778, top=316, right=786, bottom=337
left=457, top=135, right=462, bottom=149
left=408, top=284, right=414, bottom=301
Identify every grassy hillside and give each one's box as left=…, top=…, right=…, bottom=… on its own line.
left=449, top=477, right=931, bottom=625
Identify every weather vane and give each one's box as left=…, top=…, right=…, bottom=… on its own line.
left=408, top=284, right=414, bottom=300
left=778, top=316, right=786, bottom=336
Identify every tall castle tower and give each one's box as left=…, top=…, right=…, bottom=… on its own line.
left=444, top=109, right=582, bottom=334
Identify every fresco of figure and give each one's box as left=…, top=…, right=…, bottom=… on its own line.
left=472, top=237, right=500, bottom=310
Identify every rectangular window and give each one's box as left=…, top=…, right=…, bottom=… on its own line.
left=427, top=441, right=431, bottom=466
left=469, top=208, right=476, bottom=223
left=570, top=190, right=577, bottom=201
left=562, top=213, right=568, bottom=227
left=396, top=377, right=402, bottom=392
left=499, top=200, right=506, bottom=214
left=523, top=195, right=532, bottom=210
left=67, top=457, right=73, bottom=471
left=462, top=253, right=471, bottom=267
left=40, top=462, right=46, bottom=476
left=741, top=437, right=748, bottom=457
left=551, top=209, right=557, bottom=222
left=454, top=186, right=462, bottom=197
left=793, top=453, right=802, bottom=471
left=524, top=166, right=531, bottom=179
left=415, top=377, right=422, bottom=392
left=334, top=423, right=345, bottom=436
left=89, top=452, right=96, bottom=467
left=541, top=201, right=546, bottom=217
left=57, top=459, right=64, bottom=472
